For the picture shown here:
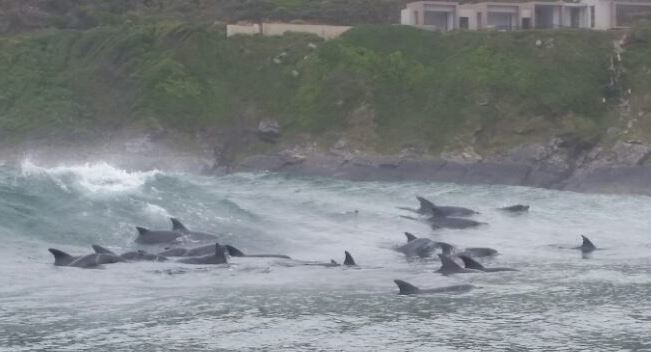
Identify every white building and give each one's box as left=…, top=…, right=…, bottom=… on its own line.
left=400, top=0, right=651, bottom=31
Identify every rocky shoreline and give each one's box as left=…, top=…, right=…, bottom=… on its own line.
left=229, top=138, right=651, bottom=196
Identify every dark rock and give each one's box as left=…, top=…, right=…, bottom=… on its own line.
left=462, top=163, right=529, bottom=186
left=563, top=166, right=651, bottom=194
left=257, top=119, right=281, bottom=143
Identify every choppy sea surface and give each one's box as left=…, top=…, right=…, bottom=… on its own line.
left=1, top=160, right=650, bottom=352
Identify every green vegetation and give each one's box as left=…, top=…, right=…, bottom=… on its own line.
left=0, top=20, right=633, bottom=154
left=619, top=20, right=651, bottom=141
left=0, top=0, right=408, bottom=34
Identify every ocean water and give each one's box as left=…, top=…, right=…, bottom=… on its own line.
left=1, top=160, right=650, bottom=351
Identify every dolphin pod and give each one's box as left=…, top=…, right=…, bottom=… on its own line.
left=397, top=234, right=499, bottom=259
left=46, top=202, right=599, bottom=296
left=92, top=245, right=168, bottom=262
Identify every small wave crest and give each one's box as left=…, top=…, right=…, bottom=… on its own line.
left=20, top=159, right=161, bottom=195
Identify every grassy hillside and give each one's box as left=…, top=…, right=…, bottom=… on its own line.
left=0, top=21, right=630, bottom=155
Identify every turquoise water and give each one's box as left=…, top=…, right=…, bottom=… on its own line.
left=1, top=160, right=650, bottom=351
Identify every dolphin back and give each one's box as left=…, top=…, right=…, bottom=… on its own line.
left=343, top=251, right=356, bottom=266
left=92, top=245, right=117, bottom=255
left=170, top=218, right=189, bottom=233
left=48, top=248, right=76, bottom=266
left=458, top=255, right=485, bottom=270
left=394, top=280, right=420, bottom=295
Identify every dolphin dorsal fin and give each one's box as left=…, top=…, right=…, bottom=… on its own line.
left=170, top=218, right=189, bottom=233
left=436, top=242, right=455, bottom=256
left=215, top=244, right=228, bottom=264
left=48, top=248, right=74, bottom=266
left=438, top=254, right=464, bottom=271
left=416, top=196, right=436, bottom=213
left=581, top=235, right=596, bottom=250
left=394, top=280, right=420, bottom=295
left=225, top=245, right=245, bottom=257
left=404, top=232, right=417, bottom=242
left=343, top=251, right=356, bottom=266
left=136, top=227, right=149, bottom=235
left=92, top=245, right=116, bottom=255
left=458, top=255, right=485, bottom=270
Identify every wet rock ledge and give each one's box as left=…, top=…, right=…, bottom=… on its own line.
left=229, top=139, right=651, bottom=196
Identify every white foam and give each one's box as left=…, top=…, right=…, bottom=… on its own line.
left=20, top=159, right=160, bottom=194
left=143, top=203, right=172, bottom=218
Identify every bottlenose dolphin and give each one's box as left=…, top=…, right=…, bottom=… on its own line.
left=134, top=227, right=183, bottom=245
left=499, top=204, right=529, bottom=213
left=158, top=244, right=215, bottom=257
left=574, top=235, right=597, bottom=253
left=458, top=255, right=517, bottom=272
left=92, top=245, right=167, bottom=262
left=177, top=243, right=228, bottom=264
left=428, top=214, right=486, bottom=230
left=395, top=232, right=440, bottom=258
left=399, top=196, right=478, bottom=217
left=435, top=254, right=482, bottom=275
left=225, top=245, right=292, bottom=259
left=48, top=248, right=122, bottom=268
left=462, top=247, right=499, bottom=257
left=169, top=218, right=220, bottom=242
left=435, top=242, right=498, bottom=258
left=405, top=232, right=418, bottom=242
left=285, top=251, right=357, bottom=267
left=394, top=280, right=475, bottom=295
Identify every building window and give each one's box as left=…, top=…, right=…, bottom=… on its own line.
left=414, top=10, right=419, bottom=25
left=460, top=17, right=469, bottom=29
left=590, top=6, right=595, bottom=28
left=477, top=12, right=483, bottom=28
left=522, top=18, right=531, bottom=29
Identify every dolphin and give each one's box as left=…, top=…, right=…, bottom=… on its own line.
left=48, top=248, right=122, bottom=269
left=177, top=243, right=229, bottom=265
left=92, top=245, right=168, bottom=262
left=435, top=241, right=498, bottom=258
left=394, top=280, right=475, bottom=295
left=285, top=251, right=357, bottom=268
left=399, top=196, right=478, bottom=217
left=405, top=232, right=418, bottom=242
left=574, top=235, right=597, bottom=253
left=435, top=254, right=482, bottom=275
left=428, top=214, right=486, bottom=230
left=225, top=245, right=292, bottom=259
left=499, top=204, right=529, bottom=213
left=461, top=247, right=499, bottom=257
left=169, top=218, right=220, bottom=242
left=158, top=244, right=215, bottom=257
left=458, top=255, right=517, bottom=272
left=134, top=227, right=183, bottom=245
left=395, top=233, right=440, bottom=258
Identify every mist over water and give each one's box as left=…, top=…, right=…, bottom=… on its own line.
left=1, top=160, right=650, bottom=351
